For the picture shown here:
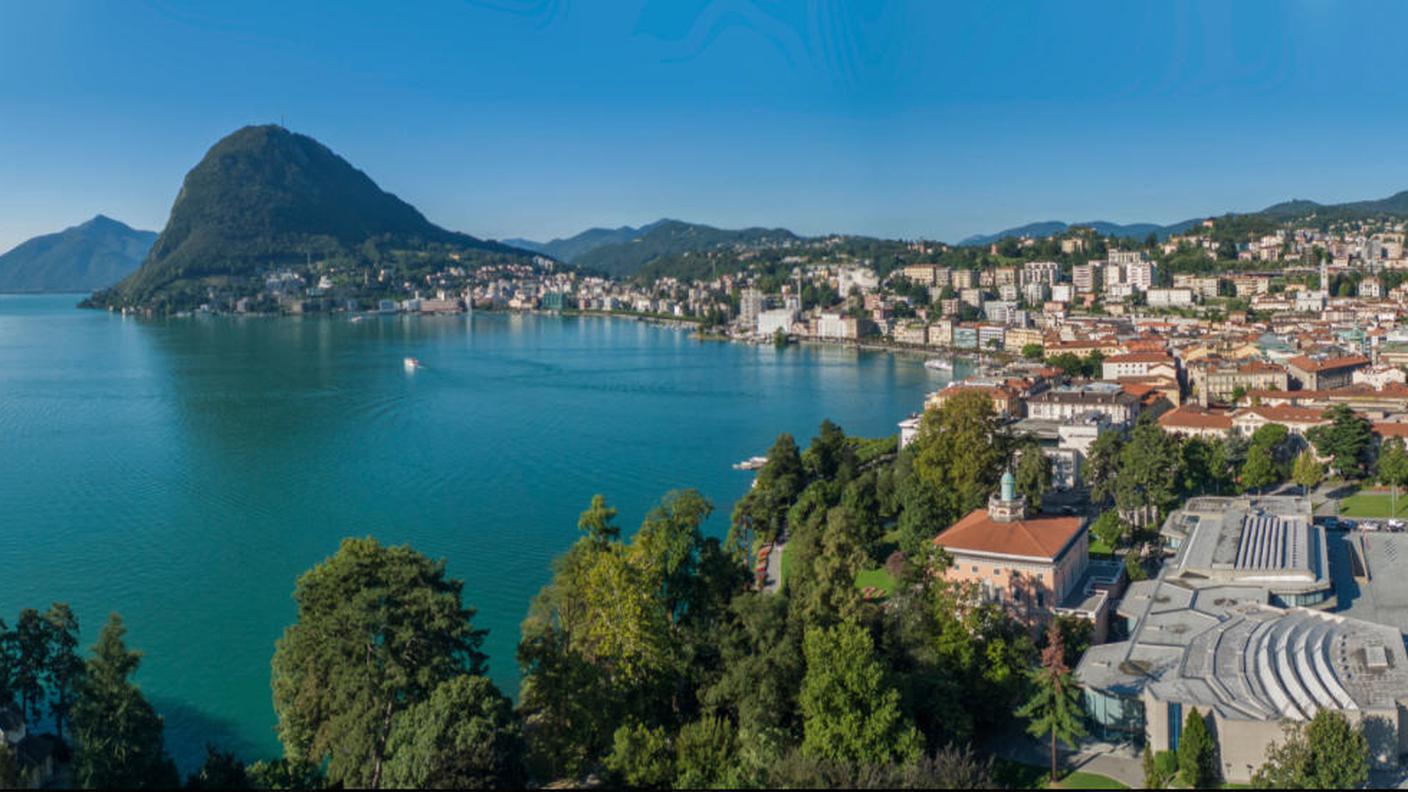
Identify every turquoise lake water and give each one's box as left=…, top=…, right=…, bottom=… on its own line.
left=0, top=293, right=954, bottom=769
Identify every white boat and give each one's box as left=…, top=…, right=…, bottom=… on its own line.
left=732, top=455, right=769, bottom=471
left=403, top=356, right=421, bottom=371
left=924, top=358, right=953, bottom=372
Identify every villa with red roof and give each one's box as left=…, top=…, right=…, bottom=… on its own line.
left=933, top=472, right=1115, bottom=641
left=1158, top=404, right=1235, bottom=439
left=1285, top=353, right=1369, bottom=390
left=1157, top=403, right=1329, bottom=439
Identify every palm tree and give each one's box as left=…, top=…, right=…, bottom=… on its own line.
left=1016, top=621, right=1088, bottom=784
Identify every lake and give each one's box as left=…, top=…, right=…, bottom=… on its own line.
left=0, top=293, right=954, bottom=769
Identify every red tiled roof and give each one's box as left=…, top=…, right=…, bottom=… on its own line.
left=1237, top=360, right=1286, bottom=374
left=1239, top=405, right=1329, bottom=424
left=1244, top=389, right=1326, bottom=401
left=934, top=509, right=1084, bottom=560
left=1106, top=352, right=1176, bottom=364
left=1375, top=423, right=1408, bottom=439
left=1159, top=405, right=1234, bottom=431
left=1287, top=354, right=1370, bottom=373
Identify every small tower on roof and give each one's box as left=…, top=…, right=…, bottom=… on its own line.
left=988, top=468, right=1028, bottom=522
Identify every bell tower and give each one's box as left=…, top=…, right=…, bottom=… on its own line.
left=987, top=469, right=1028, bottom=522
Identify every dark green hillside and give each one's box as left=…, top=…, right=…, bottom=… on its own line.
left=1258, top=190, right=1408, bottom=224
left=505, top=220, right=666, bottom=262
left=90, top=125, right=530, bottom=310
left=572, top=219, right=797, bottom=279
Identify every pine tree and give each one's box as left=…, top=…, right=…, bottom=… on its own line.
left=71, top=614, right=178, bottom=789
left=12, top=608, right=49, bottom=724
left=44, top=603, right=83, bottom=742
left=1178, top=707, right=1216, bottom=788
left=1016, top=621, right=1087, bottom=784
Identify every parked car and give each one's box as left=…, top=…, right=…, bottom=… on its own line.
left=1339, top=519, right=1357, bottom=531
left=1389, top=519, right=1405, bottom=531
left=1362, top=521, right=1381, bottom=532
left=1315, top=516, right=1341, bottom=530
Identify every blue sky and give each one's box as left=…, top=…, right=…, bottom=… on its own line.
left=2, top=0, right=1407, bottom=251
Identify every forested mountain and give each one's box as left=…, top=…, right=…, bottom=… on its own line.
left=960, top=189, right=1408, bottom=247
left=0, top=215, right=156, bottom=292
left=505, top=220, right=667, bottom=262
left=959, top=219, right=1201, bottom=247
left=89, top=125, right=532, bottom=309
left=1258, top=189, right=1408, bottom=222
left=570, top=219, right=798, bottom=279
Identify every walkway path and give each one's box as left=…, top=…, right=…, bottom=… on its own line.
left=988, top=729, right=1143, bottom=788
left=763, top=539, right=786, bottom=593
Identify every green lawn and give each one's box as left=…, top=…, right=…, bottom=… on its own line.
left=1088, top=536, right=1115, bottom=556
left=854, top=567, right=897, bottom=597
left=1339, top=491, right=1408, bottom=519
left=992, top=759, right=1127, bottom=790
left=1053, top=770, right=1128, bottom=789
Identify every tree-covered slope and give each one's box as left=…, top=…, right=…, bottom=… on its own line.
left=571, top=219, right=798, bottom=279
left=959, top=219, right=1200, bottom=247
left=505, top=220, right=667, bottom=263
left=96, top=125, right=526, bottom=307
left=1259, top=190, right=1408, bottom=222
left=0, top=215, right=156, bottom=292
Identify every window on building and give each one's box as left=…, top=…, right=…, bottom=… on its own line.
left=1037, top=592, right=1045, bottom=608
left=1168, top=702, right=1183, bottom=753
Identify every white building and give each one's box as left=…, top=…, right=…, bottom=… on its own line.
left=1125, top=260, right=1156, bottom=291
left=756, top=308, right=796, bottom=337
left=1353, top=365, right=1407, bottom=389
left=1146, top=288, right=1195, bottom=307
left=1074, top=262, right=1103, bottom=293
left=739, top=288, right=765, bottom=328
left=1023, top=260, right=1061, bottom=285
left=837, top=267, right=879, bottom=294
left=817, top=311, right=859, bottom=340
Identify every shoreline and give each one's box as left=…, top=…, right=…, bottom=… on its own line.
left=25, top=293, right=1001, bottom=369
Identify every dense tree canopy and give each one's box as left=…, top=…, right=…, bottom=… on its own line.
left=271, top=537, right=489, bottom=788
left=1308, top=405, right=1374, bottom=479
left=1252, top=709, right=1369, bottom=789
left=911, top=391, right=1008, bottom=526
left=382, top=675, right=526, bottom=789
left=800, top=621, right=922, bottom=765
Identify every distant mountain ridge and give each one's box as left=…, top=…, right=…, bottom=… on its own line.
left=0, top=215, right=156, bottom=292
left=93, top=124, right=530, bottom=309
left=513, top=219, right=798, bottom=278
left=958, top=189, right=1408, bottom=247
left=1257, top=189, right=1408, bottom=221
left=504, top=220, right=667, bottom=262
left=958, top=219, right=1202, bottom=247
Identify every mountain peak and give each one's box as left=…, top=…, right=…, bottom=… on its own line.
left=81, top=214, right=129, bottom=231
left=0, top=216, right=156, bottom=293
left=99, top=125, right=516, bottom=308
